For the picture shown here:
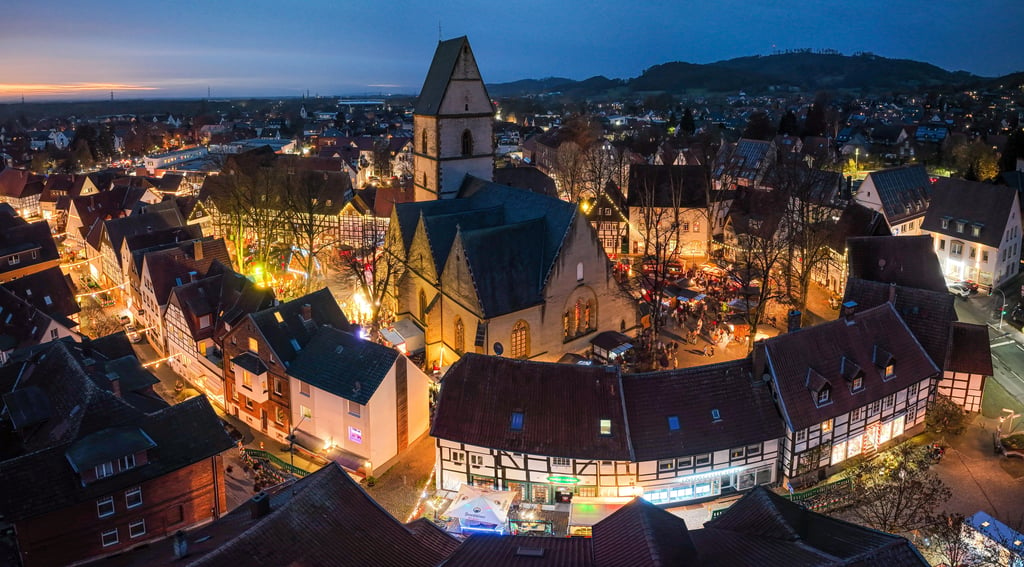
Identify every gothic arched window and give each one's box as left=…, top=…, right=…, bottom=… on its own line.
left=421, top=128, right=428, bottom=153
left=454, top=317, right=464, bottom=354
left=511, top=320, right=529, bottom=359
left=461, top=130, right=473, bottom=157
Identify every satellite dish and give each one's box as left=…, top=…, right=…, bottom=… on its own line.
left=493, top=342, right=504, bottom=356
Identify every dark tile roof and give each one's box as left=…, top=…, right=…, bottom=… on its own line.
left=622, top=359, right=784, bottom=461
left=0, top=340, right=231, bottom=521
left=461, top=217, right=547, bottom=318
left=415, top=36, right=491, bottom=116
left=695, top=486, right=928, bottom=566
left=592, top=497, right=697, bottom=566
left=842, top=277, right=956, bottom=369
left=393, top=198, right=476, bottom=253
left=442, top=534, right=594, bottom=566
left=626, top=164, right=708, bottom=209
left=0, top=220, right=60, bottom=270
left=421, top=205, right=505, bottom=276
left=0, top=168, right=45, bottom=199
left=828, top=202, right=891, bottom=251
left=762, top=303, right=940, bottom=431
left=0, top=286, right=66, bottom=350
left=186, top=463, right=459, bottom=567
left=431, top=354, right=633, bottom=460
left=141, top=238, right=232, bottom=306
left=846, top=235, right=947, bottom=292
left=75, top=186, right=148, bottom=248
left=1, top=266, right=81, bottom=320
left=920, top=177, right=1017, bottom=248
left=861, top=166, right=931, bottom=224
left=248, top=288, right=350, bottom=364
left=287, top=327, right=398, bottom=405
left=492, top=166, right=558, bottom=199
left=945, top=322, right=993, bottom=376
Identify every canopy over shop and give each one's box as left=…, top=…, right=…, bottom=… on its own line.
left=441, top=484, right=516, bottom=535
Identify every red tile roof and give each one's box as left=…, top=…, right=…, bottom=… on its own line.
left=763, top=303, right=939, bottom=431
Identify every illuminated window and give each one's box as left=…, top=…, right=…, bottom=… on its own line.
left=599, top=419, right=612, bottom=436
left=511, top=320, right=529, bottom=359
left=658, top=459, right=674, bottom=471
left=301, top=405, right=312, bottom=419
left=248, top=337, right=258, bottom=354
left=242, top=371, right=252, bottom=390
left=884, top=364, right=895, bottom=379
left=847, top=435, right=863, bottom=457
left=274, top=311, right=284, bottom=324
left=831, top=440, right=847, bottom=464
left=821, top=419, right=833, bottom=433
left=730, top=448, right=745, bottom=459
left=454, top=317, right=464, bottom=353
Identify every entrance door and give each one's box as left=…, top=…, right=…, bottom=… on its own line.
left=260, top=409, right=268, bottom=432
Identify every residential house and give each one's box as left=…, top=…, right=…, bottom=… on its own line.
left=83, top=463, right=460, bottom=567
left=940, top=322, right=992, bottom=413
left=388, top=176, right=638, bottom=366
left=713, top=138, right=777, bottom=191
left=221, top=288, right=350, bottom=444
left=853, top=165, right=932, bottom=235
left=583, top=181, right=630, bottom=258
left=815, top=202, right=891, bottom=295
left=921, top=177, right=1022, bottom=288
left=758, top=302, right=939, bottom=486
left=67, top=184, right=147, bottom=257
left=1, top=266, right=82, bottom=327
left=0, top=285, right=78, bottom=364
left=431, top=355, right=782, bottom=508
left=164, top=265, right=275, bottom=409
left=0, top=215, right=61, bottom=284
left=0, top=339, right=233, bottom=567
left=962, top=511, right=1024, bottom=567
left=135, top=239, right=232, bottom=354
left=846, top=235, right=948, bottom=292
left=285, top=326, right=432, bottom=476
left=626, top=164, right=709, bottom=261
left=0, top=168, right=45, bottom=219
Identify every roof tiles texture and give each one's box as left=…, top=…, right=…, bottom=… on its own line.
left=921, top=177, right=1018, bottom=249
left=763, top=303, right=939, bottom=431
left=846, top=235, right=947, bottom=292
left=863, top=165, right=931, bottom=224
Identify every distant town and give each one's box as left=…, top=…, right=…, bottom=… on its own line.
left=0, top=36, right=1022, bottom=566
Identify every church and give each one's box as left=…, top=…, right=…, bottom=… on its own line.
left=386, top=37, right=637, bottom=366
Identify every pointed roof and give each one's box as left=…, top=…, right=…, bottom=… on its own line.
left=695, top=486, right=928, bottom=565
left=592, top=498, right=697, bottom=566
left=415, top=36, right=491, bottom=116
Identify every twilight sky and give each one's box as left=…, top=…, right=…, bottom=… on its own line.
left=2, top=0, right=1022, bottom=101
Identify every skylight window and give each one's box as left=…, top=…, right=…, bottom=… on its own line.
left=274, top=311, right=284, bottom=324
left=599, top=419, right=612, bottom=436
left=667, top=415, right=680, bottom=431
left=510, top=411, right=524, bottom=432
left=711, top=409, right=721, bottom=421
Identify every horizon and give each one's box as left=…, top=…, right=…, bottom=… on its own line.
left=3, top=0, right=1023, bottom=102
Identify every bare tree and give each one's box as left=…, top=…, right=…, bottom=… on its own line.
left=554, top=140, right=589, bottom=202
left=283, top=170, right=349, bottom=296
left=727, top=218, right=790, bottom=353
left=330, top=216, right=403, bottom=336
left=846, top=442, right=951, bottom=534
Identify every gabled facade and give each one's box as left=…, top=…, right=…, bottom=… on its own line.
left=285, top=326, right=432, bottom=476
left=389, top=178, right=637, bottom=366
left=921, top=177, right=1022, bottom=288
left=221, top=289, right=350, bottom=443
left=759, top=302, right=939, bottom=485
left=0, top=168, right=44, bottom=219
left=626, top=164, right=709, bottom=259
left=0, top=218, right=62, bottom=284
left=939, top=322, right=992, bottom=413
left=413, top=36, right=495, bottom=200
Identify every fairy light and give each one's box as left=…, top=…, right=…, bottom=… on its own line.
left=406, top=467, right=437, bottom=523
left=141, top=352, right=181, bottom=369
left=75, top=281, right=128, bottom=300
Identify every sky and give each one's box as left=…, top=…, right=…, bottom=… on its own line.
left=2, top=0, right=1023, bottom=101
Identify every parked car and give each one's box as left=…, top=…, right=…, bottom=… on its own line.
left=953, top=280, right=980, bottom=293
left=124, top=324, right=143, bottom=343
left=947, top=283, right=971, bottom=298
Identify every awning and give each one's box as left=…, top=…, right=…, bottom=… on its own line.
left=389, top=319, right=425, bottom=354
left=569, top=501, right=626, bottom=527
left=290, top=427, right=326, bottom=453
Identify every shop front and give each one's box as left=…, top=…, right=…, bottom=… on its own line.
left=641, top=464, right=775, bottom=506
left=829, top=414, right=906, bottom=466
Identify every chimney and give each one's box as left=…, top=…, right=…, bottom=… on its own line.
left=787, top=310, right=802, bottom=333
left=172, top=530, right=188, bottom=559
left=301, top=303, right=312, bottom=321
left=888, top=282, right=897, bottom=304
left=250, top=491, right=271, bottom=519
left=193, top=240, right=203, bottom=261
left=842, top=301, right=858, bottom=324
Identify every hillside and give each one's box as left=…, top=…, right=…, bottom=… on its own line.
left=487, top=51, right=988, bottom=98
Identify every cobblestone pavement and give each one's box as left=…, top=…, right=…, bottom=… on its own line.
left=363, top=433, right=437, bottom=521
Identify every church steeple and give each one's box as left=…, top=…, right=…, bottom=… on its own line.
left=413, top=36, right=494, bottom=201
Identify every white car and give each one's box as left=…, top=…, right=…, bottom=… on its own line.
left=124, top=325, right=143, bottom=343
left=947, top=284, right=971, bottom=298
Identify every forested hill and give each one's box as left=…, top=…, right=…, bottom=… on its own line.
left=487, top=51, right=991, bottom=97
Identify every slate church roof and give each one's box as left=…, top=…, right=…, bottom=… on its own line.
left=414, top=36, right=491, bottom=116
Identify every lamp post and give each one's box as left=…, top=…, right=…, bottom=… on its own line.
left=288, top=414, right=309, bottom=472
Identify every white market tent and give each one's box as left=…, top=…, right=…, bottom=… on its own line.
left=443, top=484, right=516, bottom=534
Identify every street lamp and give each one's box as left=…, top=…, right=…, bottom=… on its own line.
left=288, top=414, right=309, bottom=472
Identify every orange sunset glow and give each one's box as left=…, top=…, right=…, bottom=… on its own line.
left=0, top=83, right=158, bottom=97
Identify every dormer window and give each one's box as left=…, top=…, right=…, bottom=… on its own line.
left=852, top=376, right=864, bottom=391
left=884, top=364, right=895, bottom=379
left=599, top=419, right=612, bottom=436
left=941, top=217, right=950, bottom=229
left=971, top=224, right=982, bottom=237
left=95, top=462, right=114, bottom=479
left=955, top=221, right=965, bottom=233
left=818, top=388, right=830, bottom=404
left=510, top=411, right=524, bottom=432
left=873, top=345, right=895, bottom=380
left=806, top=368, right=832, bottom=407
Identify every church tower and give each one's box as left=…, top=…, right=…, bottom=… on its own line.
left=413, top=36, right=494, bottom=201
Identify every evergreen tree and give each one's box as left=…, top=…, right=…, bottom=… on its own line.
left=1000, top=128, right=1024, bottom=173
left=680, top=108, right=696, bottom=136
left=777, top=110, right=799, bottom=136
left=742, top=111, right=775, bottom=141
